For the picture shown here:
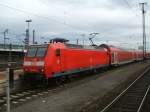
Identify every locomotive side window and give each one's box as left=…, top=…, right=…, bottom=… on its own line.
left=27, top=47, right=37, bottom=57
left=56, top=49, right=60, bottom=56
left=36, top=47, right=47, bottom=57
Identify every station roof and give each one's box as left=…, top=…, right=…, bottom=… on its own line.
left=0, top=44, right=25, bottom=52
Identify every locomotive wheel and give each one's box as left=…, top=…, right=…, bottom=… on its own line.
left=55, top=76, right=68, bottom=86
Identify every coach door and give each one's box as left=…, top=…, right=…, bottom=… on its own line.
left=111, top=52, right=118, bottom=65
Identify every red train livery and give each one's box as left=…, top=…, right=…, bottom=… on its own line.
left=23, top=41, right=148, bottom=79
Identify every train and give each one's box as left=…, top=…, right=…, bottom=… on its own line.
left=23, top=38, right=150, bottom=80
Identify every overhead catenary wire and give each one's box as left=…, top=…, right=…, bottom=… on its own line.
left=0, top=32, right=25, bottom=44
left=122, top=0, right=140, bottom=17
left=122, top=0, right=142, bottom=47
left=0, top=1, right=144, bottom=48
left=0, top=2, right=84, bottom=32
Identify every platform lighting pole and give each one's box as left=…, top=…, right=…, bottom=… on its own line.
left=6, top=67, right=10, bottom=112
left=25, top=19, right=32, bottom=48
left=140, top=3, right=147, bottom=60
left=6, top=43, right=12, bottom=112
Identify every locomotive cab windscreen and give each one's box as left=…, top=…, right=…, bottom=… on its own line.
left=27, top=45, right=48, bottom=58
left=24, top=45, right=48, bottom=73
left=27, top=47, right=37, bottom=57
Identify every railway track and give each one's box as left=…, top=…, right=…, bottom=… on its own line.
left=139, top=86, right=150, bottom=112
left=100, top=67, right=150, bottom=112
left=0, top=64, right=119, bottom=111
left=0, top=69, right=104, bottom=111
left=0, top=62, right=148, bottom=112
left=0, top=80, right=64, bottom=111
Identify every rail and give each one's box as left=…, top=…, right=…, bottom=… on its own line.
left=100, top=66, right=150, bottom=112
left=137, top=85, right=150, bottom=112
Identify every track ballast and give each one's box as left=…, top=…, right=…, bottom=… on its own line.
left=100, top=67, right=150, bottom=112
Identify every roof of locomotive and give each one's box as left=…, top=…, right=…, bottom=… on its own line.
left=28, top=43, right=106, bottom=50
left=65, top=44, right=101, bottom=50
left=28, top=44, right=48, bottom=47
left=28, top=43, right=139, bottom=52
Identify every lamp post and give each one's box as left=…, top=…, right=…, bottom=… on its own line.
left=25, top=19, right=32, bottom=48
left=26, top=19, right=32, bottom=31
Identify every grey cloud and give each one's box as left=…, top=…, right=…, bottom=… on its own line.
left=0, top=0, right=149, bottom=50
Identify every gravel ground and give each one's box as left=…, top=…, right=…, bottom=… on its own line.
left=10, top=62, right=150, bottom=112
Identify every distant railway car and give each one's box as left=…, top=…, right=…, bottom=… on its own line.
left=110, top=47, right=135, bottom=65
left=146, top=52, right=150, bottom=59
left=135, top=51, right=143, bottom=61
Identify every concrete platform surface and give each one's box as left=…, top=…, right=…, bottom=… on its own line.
left=12, top=62, right=149, bottom=112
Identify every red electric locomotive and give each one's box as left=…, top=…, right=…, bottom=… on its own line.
left=23, top=38, right=144, bottom=80
left=24, top=40, right=110, bottom=79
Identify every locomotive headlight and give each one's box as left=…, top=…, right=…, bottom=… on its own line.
left=23, top=61, right=32, bottom=66
left=41, top=68, right=44, bottom=72
left=36, top=61, right=44, bottom=66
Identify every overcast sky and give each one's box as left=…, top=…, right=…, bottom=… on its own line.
left=0, top=0, right=150, bottom=49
